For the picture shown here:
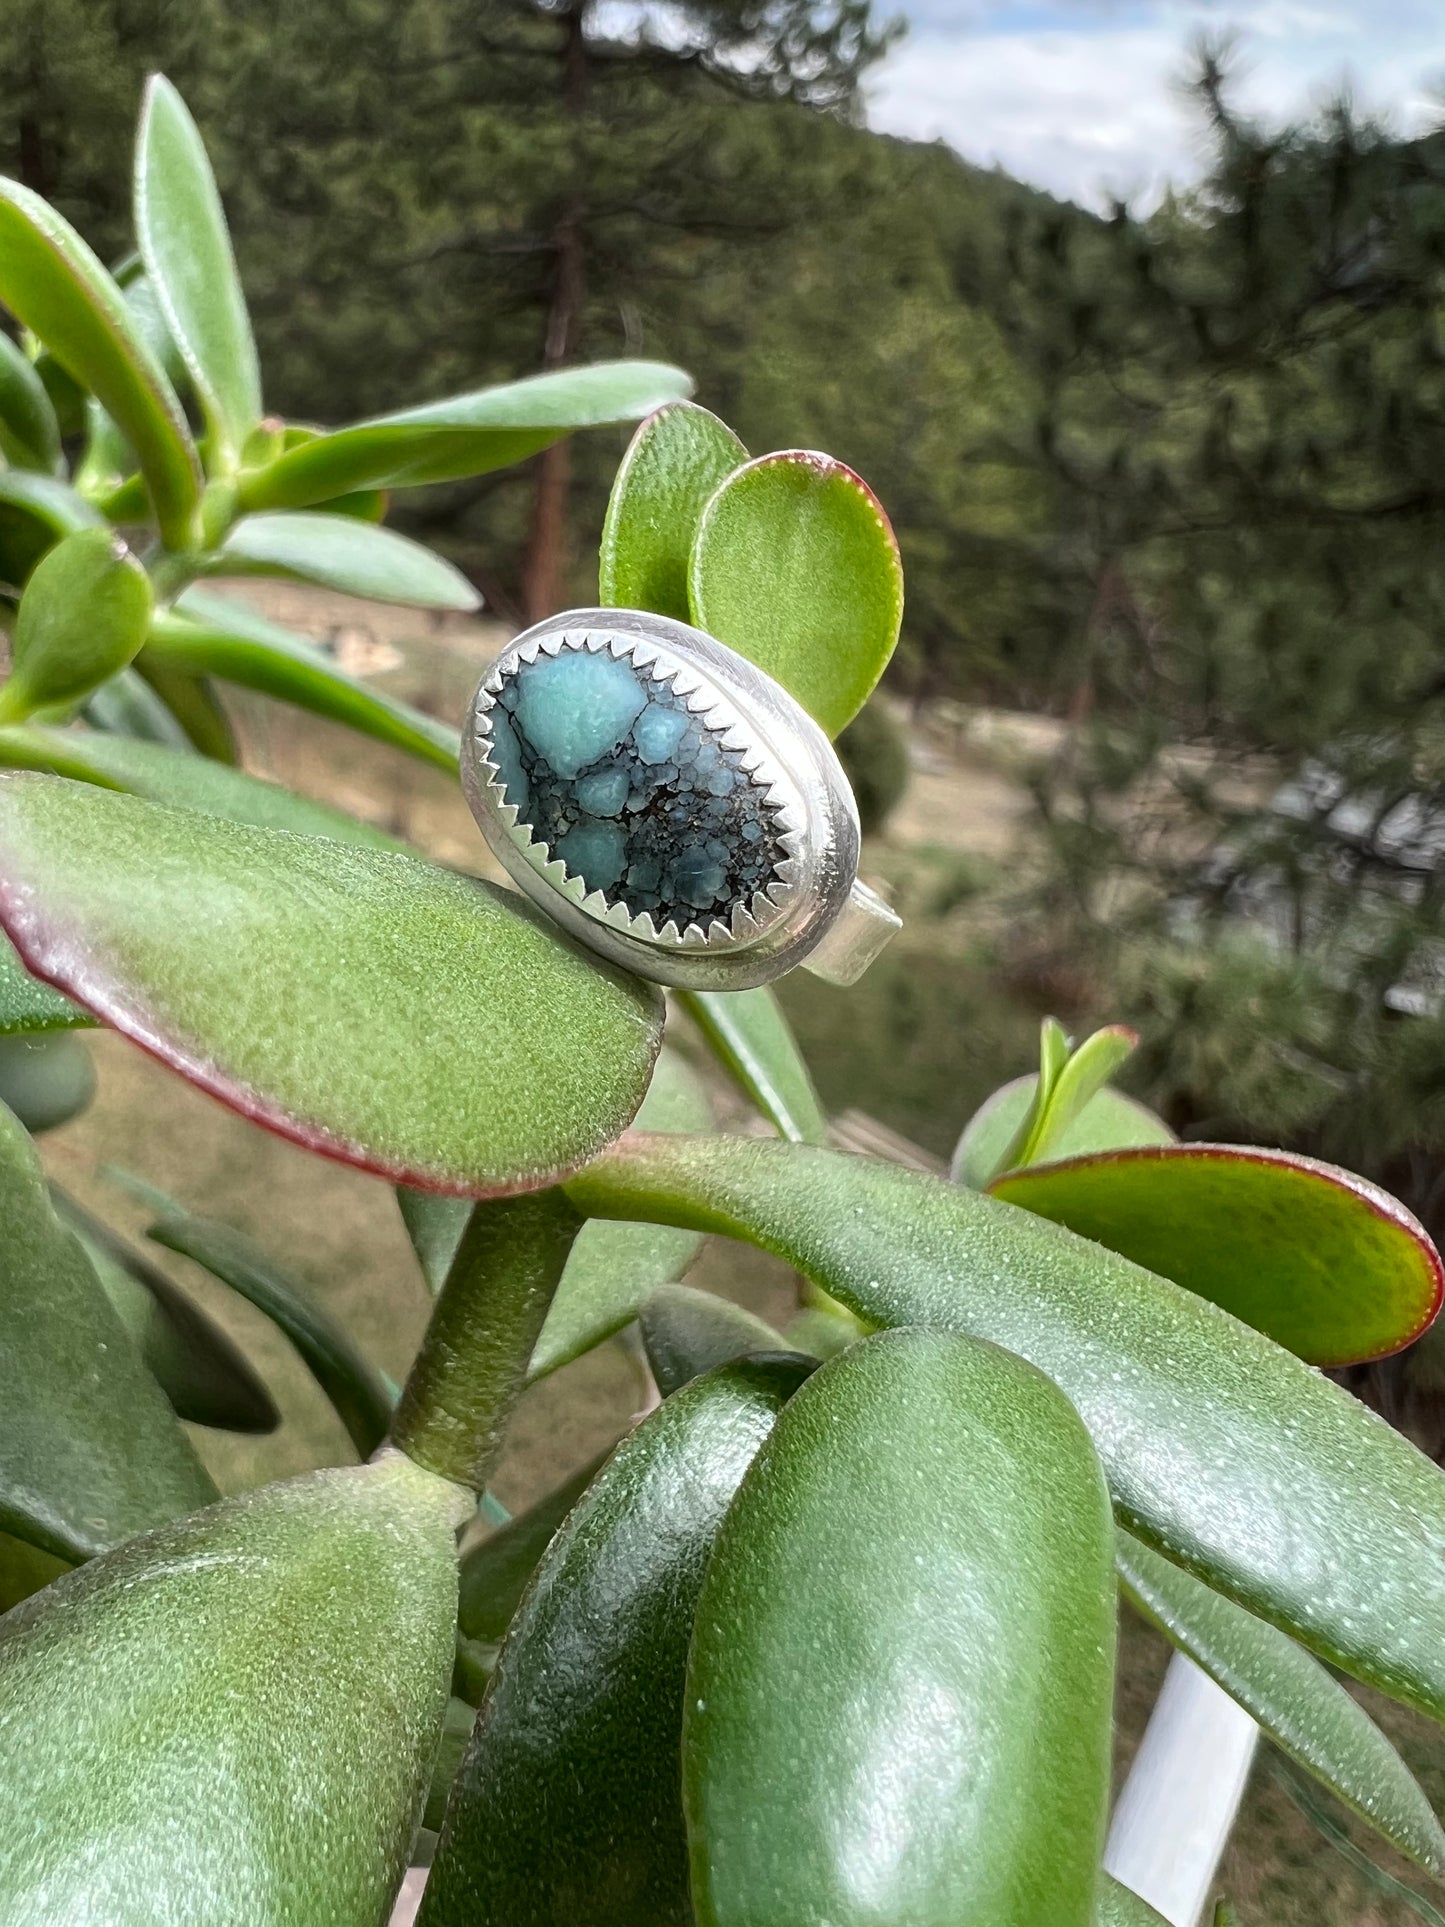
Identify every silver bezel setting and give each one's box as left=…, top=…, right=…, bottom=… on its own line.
left=461, top=608, right=871, bottom=990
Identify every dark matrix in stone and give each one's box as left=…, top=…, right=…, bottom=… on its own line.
left=484, top=646, right=787, bottom=927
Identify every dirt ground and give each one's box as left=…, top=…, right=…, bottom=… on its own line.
left=33, top=583, right=1445, bottom=1923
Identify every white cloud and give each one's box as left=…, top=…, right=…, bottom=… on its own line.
left=868, top=1, right=1445, bottom=206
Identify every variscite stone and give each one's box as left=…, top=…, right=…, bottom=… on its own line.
left=488, top=647, right=785, bottom=927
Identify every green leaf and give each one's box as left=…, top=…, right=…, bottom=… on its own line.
left=0, top=931, right=92, bottom=1033
left=134, top=75, right=263, bottom=470
left=239, top=362, right=693, bottom=511
left=148, top=1212, right=392, bottom=1456
left=530, top=1046, right=714, bottom=1376
left=0, top=1098, right=215, bottom=1561
left=398, top=1047, right=712, bottom=1377
left=689, top=450, right=903, bottom=738
left=1117, top=1531, right=1445, bottom=1874
left=0, top=178, right=200, bottom=546
left=216, top=512, right=480, bottom=611
left=82, top=665, right=196, bottom=749
left=1098, top=1879, right=1170, bottom=1926
left=52, top=1186, right=279, bottom=1435
left=685, top=1331, right=1116, bottom=1927
left=422, top=1358, right=808, bottom=1927
left=130, top=656, right=238, bottom=762
left=148, top=589, right=461, bottom=771
left=396, top=1040, right=712, bottom=1325
left=677, top=985, right=827, bottom=1144
left=599, top=401, right=747, bottom=620
left=0, top=1451, right=467, bottom=1924
left=0, top=330, right=61, bottom=472
left=0, top=776, right=664, bottom=1193
left=0, top=527, right=153, bottom=722
left=991, top=1144, right=1442, bottom=1367
left=1018, top=1024, right=1139, bottom=1171
left=0, top=1530, right=69, bottom=1614
left=0, top=1030, right=93, bottom=1131
left=1270, top=1755, right=1445, bottom=1927
left=639, top=1282, right=788, bottom=1396
left=456, top=1452, right=610, bottom=1645
left=565, top=1134, right=1445, bottom=1724
left=0, top=470, right=104, bottom=591
left=952, top=1073, right=1173, bottom=1189
left=0, top=721, right=404, bottom=847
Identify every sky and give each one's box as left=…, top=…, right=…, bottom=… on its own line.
left=866, top=1, right=1445, bottom=207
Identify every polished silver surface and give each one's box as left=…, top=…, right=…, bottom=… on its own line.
left=461, top=608, right=899, bottom=990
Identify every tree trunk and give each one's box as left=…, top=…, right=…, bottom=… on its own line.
left=521, top=4, right=588, bottom=625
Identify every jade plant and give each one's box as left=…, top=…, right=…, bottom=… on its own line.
left=0, top=74, right=1443, bottom=1927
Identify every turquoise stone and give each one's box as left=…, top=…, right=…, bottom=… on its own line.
left=576, top=768, right=630, bottom=817
left=633, top=703, right=690, bottom=765
left=515, top=651, right=647, bottom=780
left=555, top=819, right=626, bottom=892
left=486, top=711, right=529, bottom=817
left=491, top=643, right=784, bottom=927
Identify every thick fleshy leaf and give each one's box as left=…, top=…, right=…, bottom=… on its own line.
left=566, top=1134, right=1445, bottom=1724
left=422, top=1358, right=809, bottom=1927
left=399, top=1045, right=713, bottom=1377
left=0, top=1099, right=215, bottom=1561
left=239, top=363, right=693, bottom=511
left=677, top=985, right=827, bottom=1144
left=456, top=1453, right=610, bottom=1645
left=0, top=776, right=664, bottom=1193
left=0, top=1030, right=93, bottom=1131
left=952, top=1073, right=1173, bottom=1189
left=0, top=331, right=61, bottom=473
left=1004, top=1023, right=1140, bottom=1175
left=134, top=75, right=262, bottom=469
left=639, top=1282, right=787, bottom=1396
left=148, top=1212, right=392, bottom=1455
left=685, top=1331, right=1116, bottom=1927
left=82, top=665, right=196, bottom=748
left=1117, top=1532, right=1445, bottom=1874
left=599, top=402, right=746, bottom=620
left=0, top=471, right=103, bottom=590
left=217, top=512, right=480, bottom=611
left=0, top=1452, right=467, bottom=1924
left=0, top=1531, right=68, bottom=1614
left=0, top=527, right=153, bottom=722
left=131, top=657, right=238, bottom=762
left=689, top=450, right=903, bottom=738
left=1098, top=1880, right=1170, bottom=1927
left=0, top=722, right=402, bottom=847
left=0, top=931, right=91, bottom=1033
left=148, top=589, right=461, bottom=771
left=992, top=1145, right=1442, bottom=1367
left=0, top=179, right=200, bottom=546
left=530, top=1047, right=713, bottom=1376
left=53, top=1188, right=279, bottom=1435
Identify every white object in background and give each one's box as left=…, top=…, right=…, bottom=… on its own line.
left=1104, top=1652, right=1258, bottom=1926
left=388, top=1866, right=428, bottom=1926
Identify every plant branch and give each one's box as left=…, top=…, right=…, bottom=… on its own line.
left=390, top=1188, right=583, bottom=1493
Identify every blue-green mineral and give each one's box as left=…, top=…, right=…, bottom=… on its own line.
left=489, top=646, right=784, bottom=925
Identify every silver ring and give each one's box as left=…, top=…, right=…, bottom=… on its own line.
left=460, top=608, right=900, bottom=990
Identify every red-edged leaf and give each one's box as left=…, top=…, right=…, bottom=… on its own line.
left=0, top=774, right=663, bottom=1195
left=991, top=1144, right=1441, bottom=1367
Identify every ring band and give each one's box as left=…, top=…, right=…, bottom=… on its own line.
left=461, top=608, right=900, bottom=991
